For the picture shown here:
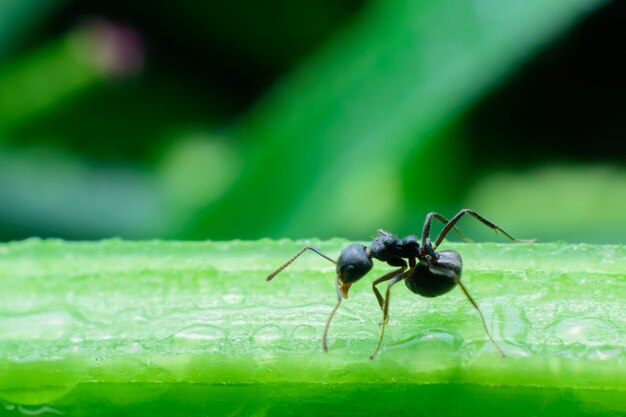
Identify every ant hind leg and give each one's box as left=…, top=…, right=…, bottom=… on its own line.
left=421, top=212, right=474, bottom=248
left=432, top=209, right=533, bottom=249
left=429, top=263, right=505, bottom=357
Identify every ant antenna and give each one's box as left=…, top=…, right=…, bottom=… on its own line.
left=266, top=246, right=343, bottom=352
left=267, top=246, right=336, bottom=281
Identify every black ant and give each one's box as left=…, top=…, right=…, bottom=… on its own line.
left=267, top=209, right=532, bottom=359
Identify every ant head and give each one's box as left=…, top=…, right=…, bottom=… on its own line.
left=336, top=244, right=373, bottom=299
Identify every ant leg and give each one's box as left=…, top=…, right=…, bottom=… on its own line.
left=432, top=213, right=473, bottom=242
left=322, top=274, right=343, bottom=352
left=370, top=271, right=408, bottom=360
left=421, top=212, right=474, bottom=248
left=372, top=266, right=406, bottom=311
left=267, top=246, right=336, bottom=281
left=429, top=263, right=505, bottom=357
left=432, top=209, right=532, bottom=249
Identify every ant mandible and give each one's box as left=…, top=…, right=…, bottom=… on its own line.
left=266, top=209, right=532, bottom=359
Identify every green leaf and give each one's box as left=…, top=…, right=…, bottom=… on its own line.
left=464, top=165, right=626, bottom=243
left=0, top=0, right=67, bottom=62
left=0, top=23, right=141, bottom=133
left=1, top=239, right=624, bottom=416
left=187, top=0, right=607, bottom=239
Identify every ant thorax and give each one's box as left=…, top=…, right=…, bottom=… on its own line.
left=368, top=233, right=420, bottom=261
left=418, top=237, right=438, bottom=263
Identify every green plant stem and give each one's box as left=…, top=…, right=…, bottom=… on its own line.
left=0, top=240, right=624, bottom=416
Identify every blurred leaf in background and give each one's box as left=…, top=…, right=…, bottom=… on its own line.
left=0, top=0, right=68, bottom=61
left=0, top=0, right=624, bottom=243
left=464, top=165, right=626, bottom=243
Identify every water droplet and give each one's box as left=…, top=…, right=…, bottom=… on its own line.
left=70, top=334, right=85, bottom=343
left=585, top=346, right=624, bottom=361
left=290, top=325, right=318, bottom=352
left=494, top=302, right=532, bottom=355
left=0, top=385, right=76, bottom=409
left=387, top=328, right=463, bottom=352
left=2, top=312, right=80, bottom=340
left=250, top=325, right=283, bottom=346
left=168, top=325, right=227, bottom=353
left=291, top=325, right=316, bottom=340
left=17, top=405, right=65, bottom=415
left=174, top=325, right=226, bottom=341
left=114, top=342, right=144, bottom=354
left=548, top=318, right=618, bottom=345
left=221, top=290, right=244, bottom=305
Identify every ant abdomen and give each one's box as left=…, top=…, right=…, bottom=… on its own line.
left=404, top=250, right=462, bottom=298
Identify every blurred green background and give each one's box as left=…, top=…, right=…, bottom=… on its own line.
left=0, top=0, right=624, bottom=243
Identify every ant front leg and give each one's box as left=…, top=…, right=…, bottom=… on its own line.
left=322, top=274, right=344, bottom=352
left=372, top=266, right=406, bottom=311
left=370, top=270, right=409, bottom=360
